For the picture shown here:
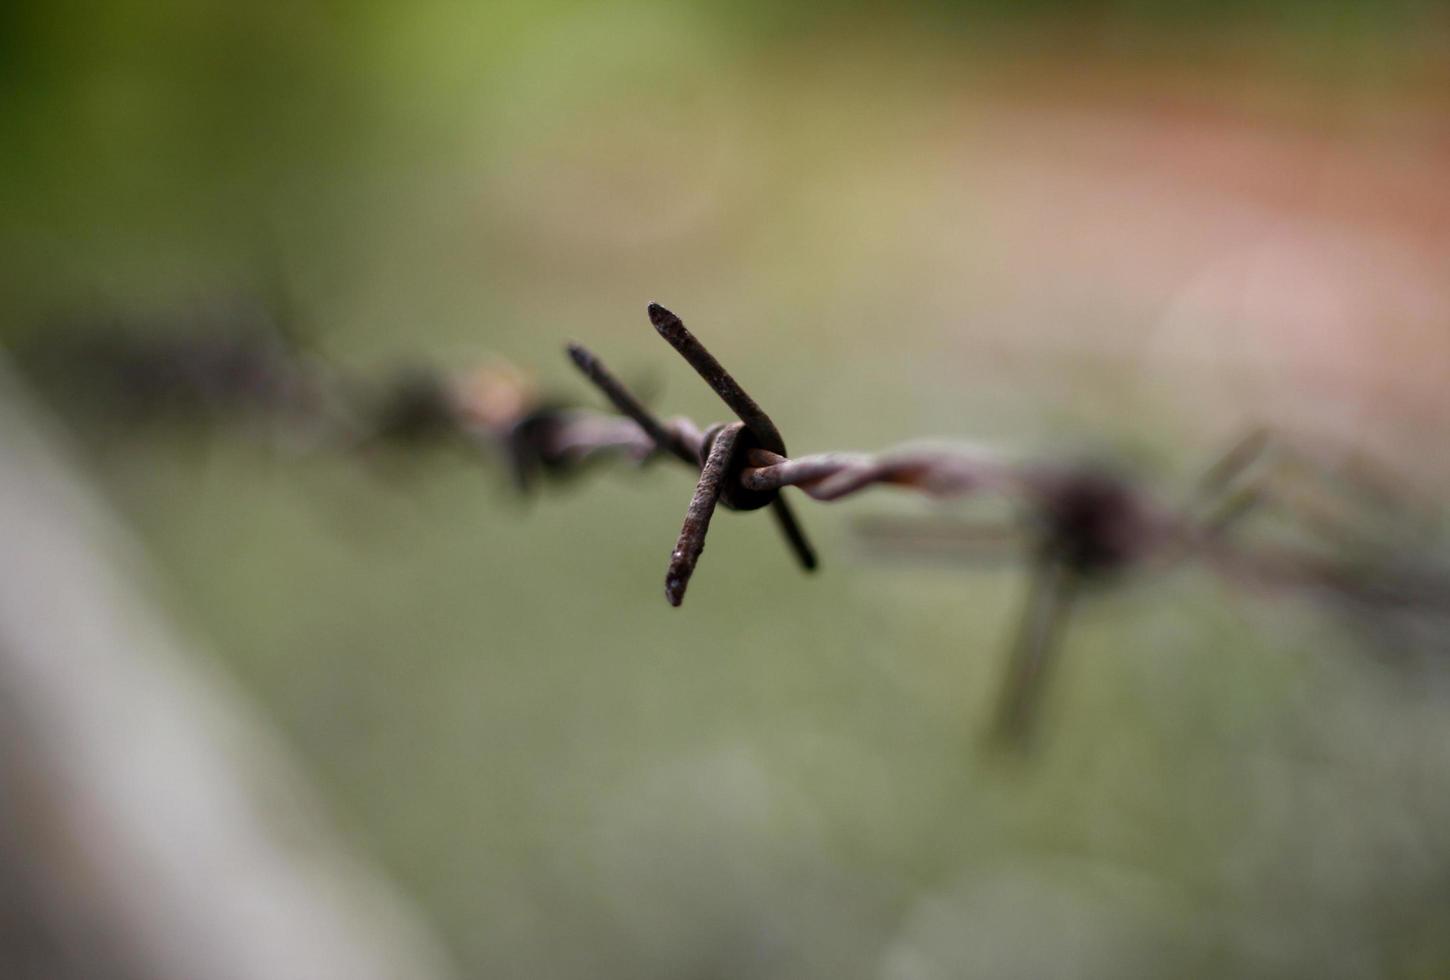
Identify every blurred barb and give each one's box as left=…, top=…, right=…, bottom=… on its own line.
left=16, top=313, right=658, bottom=493
left=16, top=313, right=330, bottom=438
left=566, top=341, right=697, bottom=465
left=1187, top=426, right=1446, bottom=550
left=991, top=551, right=1080, bottom=748
left=845, top=439, right=1450, bottom=745
left=0, top=357, right=456, bottom=980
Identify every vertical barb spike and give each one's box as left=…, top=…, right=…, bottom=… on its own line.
left=992, top=551, right=1078, bottom=748
left=665, top=423, right=742, bottom=606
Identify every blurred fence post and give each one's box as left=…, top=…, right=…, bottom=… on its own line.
left=0, top=355, right=455, bottom=980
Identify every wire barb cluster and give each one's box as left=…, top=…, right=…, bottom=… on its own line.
left=569, top=304, right=817, bottom=605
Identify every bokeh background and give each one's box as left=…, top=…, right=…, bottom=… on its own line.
left=4, top=2, right=1450, bottom=977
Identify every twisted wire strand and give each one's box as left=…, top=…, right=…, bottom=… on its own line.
left=19, top=319, right=1449, bottom=618
left=740, top=445, right=1025, bottom=501
left=463, top=393, right=1447, bottom=617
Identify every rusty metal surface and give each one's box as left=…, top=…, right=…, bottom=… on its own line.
left=647, top=303, right=787, bottom=457
left=665, top=422, right=744, bottom=607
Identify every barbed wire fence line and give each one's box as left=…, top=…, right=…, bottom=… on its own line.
left=14, top=301, right=1450, bottom=745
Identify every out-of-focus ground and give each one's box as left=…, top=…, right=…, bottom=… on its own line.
left=3, top=3, right=1450, bottom=977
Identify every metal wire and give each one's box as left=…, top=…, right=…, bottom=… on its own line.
left=19, top=302, right=1450, bottom=747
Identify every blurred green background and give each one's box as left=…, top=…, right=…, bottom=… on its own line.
left=4, top=2, right=1450, bottom=976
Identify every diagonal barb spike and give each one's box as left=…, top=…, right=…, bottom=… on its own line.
left=648, top=303, right=788, bottom=456
left=566, top=342, right=696, bottom=464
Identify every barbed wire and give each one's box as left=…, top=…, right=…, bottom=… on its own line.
left=15, top=301, right=1450, bottom=746
left=567, top=304, right=1450, bottom=743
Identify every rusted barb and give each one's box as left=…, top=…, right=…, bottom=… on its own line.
left=665, top=422, right=744, bottom=606
left=566, top=342, right=697, bottom=465
left=647, top=303, right=788, bottom=456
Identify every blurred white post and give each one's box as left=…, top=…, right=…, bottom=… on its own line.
left=0, top=356, right=456, bottom=980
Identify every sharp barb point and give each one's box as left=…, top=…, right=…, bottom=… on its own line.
left=647, top=303, right=677, bottom=329
left=770, top=495, right=818, bottom=572
left=646, top=305, right=787, bottom=456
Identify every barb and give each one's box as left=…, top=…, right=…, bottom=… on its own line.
left=569, top=305, right=818, bottom=601
left=768, top=496, right=818, bottom=571
left=666, top=422, right=744, bottom=606
left=992, top=550, right=1079, bottom=748
left=16, top=316, right=656, bottom=492
left=648, top=303, right=787, bottom=455
left=565, top=343, right=697, bottom=465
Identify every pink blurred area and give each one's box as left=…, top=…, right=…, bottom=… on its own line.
left=936, top=69, right=1450, bottom=471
